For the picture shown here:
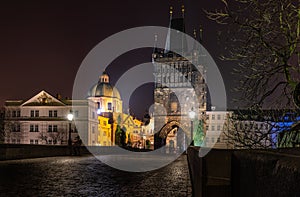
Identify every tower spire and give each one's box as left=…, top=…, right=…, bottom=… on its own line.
left=152, top=34, right=159, bottom=62
left=199, top=26, right=203, bottom=43
left=165, top=6, right=173, bottom=53
left=169, top=6, right=173, bottom=18
left=192, top=28, right=199, bottom=52
left=164, top=3, right=187, bottom=54
left=193, top=28, right=197, bottom=39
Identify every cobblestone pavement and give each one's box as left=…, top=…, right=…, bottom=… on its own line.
left=0, top=155, right=192, bottom=197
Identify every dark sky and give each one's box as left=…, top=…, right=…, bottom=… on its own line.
left=0, top=0, right=236, bottom=118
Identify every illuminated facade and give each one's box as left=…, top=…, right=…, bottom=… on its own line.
left=89, top=72, right=142, bottom=146
left=4, top=90, right=99, bottom=145
left=205, top=110, right=232, bottom=149
left=153, top=5, right=207, bottom=149
left=98, top=115, right=112, bottom=146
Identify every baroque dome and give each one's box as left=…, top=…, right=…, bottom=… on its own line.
left=88, top=72, right=121, bottom=100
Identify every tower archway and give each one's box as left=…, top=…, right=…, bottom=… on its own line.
left=154, top=120, right=188, bottom=152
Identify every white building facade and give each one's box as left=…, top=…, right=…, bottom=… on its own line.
left=205, top=110, right=232, bottom=149
left=4, top=90, right=98, bottom=146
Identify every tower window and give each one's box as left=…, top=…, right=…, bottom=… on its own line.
left=170, top=102, right=178, bottom=113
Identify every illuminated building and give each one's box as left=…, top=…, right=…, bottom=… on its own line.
left=4, top=90, right=98, bottom=145
left=88, top=72, right=142, bottom=146
left=152, top=4, right=207, bottom=149
left=98, top=115, right=112, bottom=146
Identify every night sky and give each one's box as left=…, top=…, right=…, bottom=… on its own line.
left=0, top=0, right=236, bottom=118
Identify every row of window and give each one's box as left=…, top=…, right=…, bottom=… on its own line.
left=48, top=110, right=58, bottom=117
left=206, top=125, right=223, bottom=131
left=11, top=110, right=79, bottom=118
left=31, top=139, right=59, bottom=145
left=48, top=125, right=58, bottom=132
left=12, top=125, right=77, bottom=133
left=12, top=110, right=21, bottom=117
left=96, top=102, right=115, bottom=112
left=31, top=110, right=58, bottom=117
left=208, top=114, right=224, bottom=120
left=30, top=139, right=39, bottom=144
left=29, top=125, right=58, bottom=132
left=30, top=125, right=39, bottom=132
left=30, top=110, right=39, bottom=117
left=7, top=139, right=21, bottom=144
left=155, top=64, right=192, bottom=74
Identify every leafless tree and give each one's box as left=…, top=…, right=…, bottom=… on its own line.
left=206, top=0, right=300, bottom=107
left=224, top=108, right=296, bottom=149
left=39, top=131, right=48, bottom=144
left=3, top=121, right=21, bottom=143
left=48, top=131, right=66, bottom=145
left=206, top=0, right=299, bottom=148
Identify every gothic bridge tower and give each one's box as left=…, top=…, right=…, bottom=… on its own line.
left=153, top=4, right=207, bottom=150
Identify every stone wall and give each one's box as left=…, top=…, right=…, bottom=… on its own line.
left=187, top=147, right=300, bottom=197
left=0, top=145, right=148, bottom=160
left=0, top=144, right=90, bottom=160
left=187, top=147, right=232, bottom=197
left=232, top=149, right=300, bottom=197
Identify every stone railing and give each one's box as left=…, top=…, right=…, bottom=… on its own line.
left=187, top=147, right=300, bottom=197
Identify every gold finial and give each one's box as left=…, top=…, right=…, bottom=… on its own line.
left=199, top=26, right=203, bottom=41
left=170, top=6, right=173, bottom=15
left=193, top=28, right=197, bottom=38
left=181, top=5, right=185, bottom=13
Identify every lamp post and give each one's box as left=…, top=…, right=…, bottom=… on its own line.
left=189, top=108, right=196, bottom=146
left=67, top=111, right=74, bottom=146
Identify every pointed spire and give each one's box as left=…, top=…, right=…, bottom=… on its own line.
left=152, top=34, right=159, bottom=62
left=199, top=26, right=203, bottom=43
left=165, top=6, right=173, bottom=53
left=192, top=28, right=199, bottom=52
left=164, top=3, right=187, bottom=54
left=193, top=28, right=197, bottom=39
left=169, top=6, right=173, bottom=17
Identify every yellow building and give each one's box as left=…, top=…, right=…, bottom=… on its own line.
left=98, top=116, right=111, bottom=146
left=116, top=113, right=142, bottom=146
left=89, top=72, right=142, bottom=146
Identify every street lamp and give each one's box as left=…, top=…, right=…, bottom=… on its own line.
left=67, top=111, right=74, bottom=146
left=189, top=108, right=196, bottom=146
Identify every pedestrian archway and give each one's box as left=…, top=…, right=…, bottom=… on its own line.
left=154, top=120, right=188, bottom=151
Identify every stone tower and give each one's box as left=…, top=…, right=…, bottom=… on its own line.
left=153, top=5, right=207, bottom=149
